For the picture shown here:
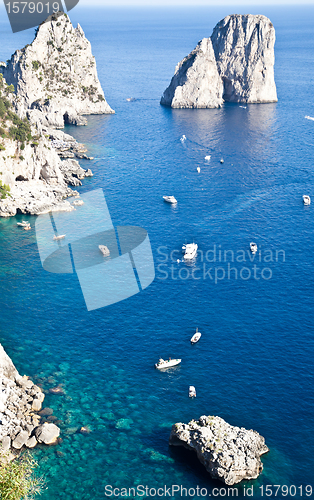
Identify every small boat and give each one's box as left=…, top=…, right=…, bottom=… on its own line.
left=99, top=245, right=110, bottom=256
left=126, top=97, right=136, bottom=102
left=250, top=242, right=258, bottom=254
left=191, top=328, right=201, bottom=344
left=183, top=243, right=198, bottom=260
left=204, top=155, right=211, bottom=161
left=303, top=195, right=311, bottom=206
left=197, top=167, right=201, bottom=173
left=72, top=199, right=84, bottom=207
left=220, top=158, right=224, bottom=164
left=180, top=135, right=186, bottom=143
left=17, top=221, right=30, bottom=227
left=155, top=358, right=181, bottom=370
left=24, top=225, right=31, bottom=231
left=189, top=386, right=196, bottom=398
left=53, top=234, right=66, bottom=241
left=163, top=195, right=177, bottom=204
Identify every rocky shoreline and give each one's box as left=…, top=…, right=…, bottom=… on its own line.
left=170, top=415, right=269, bottom=485
left=0, top=344, right=61, bottom=459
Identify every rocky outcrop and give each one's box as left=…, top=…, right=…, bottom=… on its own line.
left=0, top=124, right=91, bottom=217
left=0, top=343, right=60, bottom=457
left=1, top=12, right=114, bottom=128
left=160, top=38, right=223, bottom=109
left=170, top=415, right=269, bottom=485
left=211, top=15, right=277, bottom=103
left=161, top=14, right=277, bottom=108
left=0, top=11, right=110, bottom=217
left=34, top=423, right=60, bottom=445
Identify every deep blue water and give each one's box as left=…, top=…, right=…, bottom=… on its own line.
left=0, top=5, right=314, bottom=500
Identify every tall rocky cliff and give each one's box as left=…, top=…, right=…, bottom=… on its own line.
left=1, top=12, right=113, bottom=128
left=161, top=14, right=277, bottom=108
left=0, top=13, right=112, bottom=216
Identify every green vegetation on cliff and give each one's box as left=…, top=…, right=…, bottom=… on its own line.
left=0, top=74, right=32, bottom=150
left=0, top=451, right=44, bottom=500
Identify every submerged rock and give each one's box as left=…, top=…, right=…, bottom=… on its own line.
left=161, top=14, right=277, bottom=108
left=170, top=415, right=269, bottom=485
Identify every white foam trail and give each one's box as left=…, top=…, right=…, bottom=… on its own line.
left=305, top=115, right=314, bottom=121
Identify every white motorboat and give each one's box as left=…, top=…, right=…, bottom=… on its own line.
left=163, top=196, right=177, bottom=204
left=183, top=243, right=198, bottom=260
left=303, top=195, right=311, bottom=206
left=72, top=199, right=84, bottom=207
left=191, top=328, right=201, bottom=344
left=189, top=386, right=196, bottom=398
left=220, top=158, right=224, bottom=164
left=155, top=358, right=181, bottom=370
left=53, top=234, right=66, bottom=241
left=197, top=167, right=201, bottom=173
left=17, top=221, right=30, bottom=227
left=250, top=242, right=258, bottom=254
left=99, top=245, right=110, bottom=256
left=180, top=135, right=186, bottom=143
left=205, top=155, right=211, bottom=161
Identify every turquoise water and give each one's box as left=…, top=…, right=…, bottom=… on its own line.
left=0, top=6, right=314, bottom=499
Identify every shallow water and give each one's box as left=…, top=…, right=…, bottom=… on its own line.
left=0, top=5, right=314, bottom=499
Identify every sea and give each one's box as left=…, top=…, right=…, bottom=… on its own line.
left=0, top=4, right=313, bottom=500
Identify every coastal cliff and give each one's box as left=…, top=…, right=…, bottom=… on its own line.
left=170, top=415, right=269, bottom=485
left=161, top=14, right=277, bottom=108
left=0, top=344, right=60, bottom=456
left=160, top=38, right=223, bottom=109
left=1, top=12, right=114, bottom=128
left=0, top=13, right=111, bottom=216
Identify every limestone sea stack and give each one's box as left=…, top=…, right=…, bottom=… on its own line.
left=160, top=38, right=224, bottom=109
left=161, top=14, right=277, bottom=108
left=1, top=12, right=114, bottom=128
left=170, top=415, right=269, bottom=485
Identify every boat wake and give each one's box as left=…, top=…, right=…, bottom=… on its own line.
left=305, top=115, right=314, bottom=121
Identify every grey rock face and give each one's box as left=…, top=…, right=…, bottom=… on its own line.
left=161, top=14, right=277, bottom=108
left=1, top=13, right=114, bottom=127
left=34, top=423, right=60, bottom=445
left=161, top=38, right=223, bottom=109
left=25, top=436, right=37, bottom=449
left=170, top=415, right=269, bottom=485
left=212, top=14, right=277, bottom=103
left=12, top=430, right=29, bottom=450
left=0, top=343, right=60, bottom=457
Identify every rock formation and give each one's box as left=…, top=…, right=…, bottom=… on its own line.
left=0, top=343, right=60, bottom=457
left=170, top=415, right=269, bottom=485
left=161, top=14, right=277, bottom=108
left=1, top=12, right=114, bottom=128
left=160, top=38, right=224, bottom=109
left=0, top=12, right=111, bottom=216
